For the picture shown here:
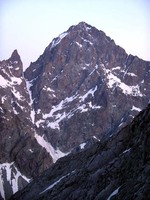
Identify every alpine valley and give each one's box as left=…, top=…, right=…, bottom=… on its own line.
left=0, top=22, right=150, bottom=199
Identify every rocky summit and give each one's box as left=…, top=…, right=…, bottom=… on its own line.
left=0, top=22, right=150, bottom=199
left=10, top=103, right=150, bottom=200
left=24, top=22, right=150, bottom=152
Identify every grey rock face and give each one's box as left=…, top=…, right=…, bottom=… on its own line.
left=10, top=104, right=150, bottom=200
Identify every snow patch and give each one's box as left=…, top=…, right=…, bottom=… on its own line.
left=131, top=106, right=141, bottom=112
left=105, top=69, right=143, bottom=97
left=93, top=136, right=100, bottom=141
left=41, top=95, right=78, bottom=129
left=86, top=26, right=91, bottom=31
left=47, top=112, right=66, bottom=130
left=79, top=86, right=97, bottom=102
left=80, top=142, right=86, bottom=149
left=0, top=162, right=30, bottom=199
left=126, top=72, right=137, bottom=77
left=29, top=149, right=34, bottom=153
left=77, top=104, right=88, bottom=113
left=36, top=119, right=45, bottom=128
left=81, top=37, right=93, bottom=45
left=88, top=102, right=101, bottom=109
left=50, top=32, right=68, bottom=49
left=11, top=77, right=22, bottom=85
left=43, top=86, right=55, bottom=92
left=0, top=73, right=22, bottom=89
left=12, top=87, right=24, bottom=101
left=0, top=75, right=8, bottom=88
left=1, top=96, right=7, bottom=104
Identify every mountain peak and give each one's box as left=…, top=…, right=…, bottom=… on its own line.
left=68, top=21, right=93, bottom=33
left=77, top=21, right=91, bottom=28
left=10, top=49, right=21, bottom=63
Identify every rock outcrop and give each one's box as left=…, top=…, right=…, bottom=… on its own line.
left=10, top=104, right=150, bottom=200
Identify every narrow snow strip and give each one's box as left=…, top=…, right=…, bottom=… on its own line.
left=34, top=133, right=68, bottom=163
left=25, top=80, right=35, bottom=123
left=40, top=171, right=75, bottom=194
left=122, top=148, right=131, bottom=154
left=112, top=66, right=121, bottom=71
left=76, top=42, right=82, bottom=48
left=0, top=176, right=5, bottom=199
left=107, top=187, right=120, bottom=200
left=40, top=175, right=66, bottom=194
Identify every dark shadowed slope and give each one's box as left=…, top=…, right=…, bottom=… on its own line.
left=11, top=104, right=150, bottom=200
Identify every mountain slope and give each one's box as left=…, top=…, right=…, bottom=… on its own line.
left=25, top=21, right=150, bottom=152
left=10, top=103, right=150, bottom=200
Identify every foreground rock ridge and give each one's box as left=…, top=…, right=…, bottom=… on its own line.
left=11, top=104, right=150, bottom=200
left=0, top=22, right=150, bottom=199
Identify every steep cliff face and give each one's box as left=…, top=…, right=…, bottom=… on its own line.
left=25, top=22, right=150, bottom=152
left=10, top=104, right=150, bottom=200
left=0, top=22, right=150, bottom=199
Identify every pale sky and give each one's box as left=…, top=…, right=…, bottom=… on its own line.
left=0, top=0, right=150, bottom=69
